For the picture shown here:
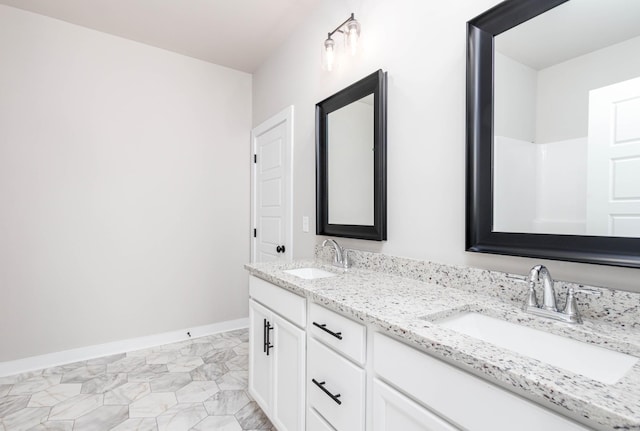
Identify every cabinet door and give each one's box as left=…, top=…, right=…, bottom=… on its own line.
left=249, top=299, right=272, bottom=414
left=272, top=313, right=306, bottom=431
left=372, top=379, right=459, bottom=431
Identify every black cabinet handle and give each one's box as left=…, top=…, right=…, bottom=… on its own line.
left=312, top=378, right=342, bottom=405
left=266, top=321, right=274, bottom=356
left=312, top=322, right=343, bottom=340
left=276, top=245, right=286, bottom=253
left=263, top=319, right=267, bottom=353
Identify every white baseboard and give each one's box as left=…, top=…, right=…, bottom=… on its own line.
left=0, top=317, right=249, bottom=378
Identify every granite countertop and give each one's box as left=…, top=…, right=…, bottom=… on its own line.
left=245, top=259, right=640, bottom=431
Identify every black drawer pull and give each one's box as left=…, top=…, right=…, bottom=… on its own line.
left=263, top=319, right=267, bottom=353
left=312, top=378, right=342, bottom=405
left=266, top=321, right=274, bottom=356
left=312, top=322, right=343, bottom=340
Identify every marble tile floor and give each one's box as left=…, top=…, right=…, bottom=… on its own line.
left=0, top=329, right=275, bottom=431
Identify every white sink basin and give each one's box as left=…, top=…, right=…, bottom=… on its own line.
left=283, top=267, right=337, bottom=280
left=436, top=312, right=637, bottom=384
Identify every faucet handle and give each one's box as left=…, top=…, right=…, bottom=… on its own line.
left=562, top=287, right=601, bottom=323
left=524, top=282, right=539, bottom=309
left=342, top=249, right=350, bottom=270
left=569, top=287, right=601, bottom=297
left=507, top=274, right=539, bottom=309
left=506, top=274, right=527, bottom=283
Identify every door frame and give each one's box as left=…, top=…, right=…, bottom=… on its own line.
left=250, top=106, right=294, bottom=263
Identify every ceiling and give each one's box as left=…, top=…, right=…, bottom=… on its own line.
left=496, top=0, right=640, bottom=70
left=0, top=0, right=321, bottom=72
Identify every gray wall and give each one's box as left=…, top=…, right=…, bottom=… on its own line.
left=0, top=5, right=252, bottom=361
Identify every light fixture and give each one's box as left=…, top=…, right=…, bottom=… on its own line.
left=322, top=13, right=361, bottom=71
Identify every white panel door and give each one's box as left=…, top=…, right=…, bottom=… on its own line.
left=587, top=77, right=640, bottom=236
left=372, top=379, right=459, bottom=431
left=251, top=107, right=293, bottom=263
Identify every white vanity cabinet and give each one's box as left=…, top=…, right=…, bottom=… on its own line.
left=373, top=333, right=593, bottom=431
left=248, top=276, right=306, bottom=431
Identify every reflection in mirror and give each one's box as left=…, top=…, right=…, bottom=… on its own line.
left=328, top=94, right=374, bottom=225
left=493, top=0, right=640, bottom=237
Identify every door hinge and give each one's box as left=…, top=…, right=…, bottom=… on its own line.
left=253, top=228, right=257, bottom=238
left=254, top=154, right=257, bottom=163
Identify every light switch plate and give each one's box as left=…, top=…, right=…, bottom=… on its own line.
left=302, top=216, right=309, bottom=232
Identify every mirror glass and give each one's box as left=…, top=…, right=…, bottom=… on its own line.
left=493, top=0, right=640, bottom=237
left=328, top=94, right=374, bottom=225
left=316, top=69, right=386, bottom=241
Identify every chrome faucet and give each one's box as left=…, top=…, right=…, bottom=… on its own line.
left=522, top=265, right=601, bottom=324
left=322, top=239, right=350, bottom=269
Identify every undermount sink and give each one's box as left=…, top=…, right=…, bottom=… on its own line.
left=435, top=312, right=637, bottom=384
left=283, top=267, right=337, bottom=280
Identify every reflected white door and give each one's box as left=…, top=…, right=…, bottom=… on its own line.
left=251, top=107, right=293, bottom=263
left=587, top=77, right=640, bottom=236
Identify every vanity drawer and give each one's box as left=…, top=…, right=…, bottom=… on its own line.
left=249, top=276, right=306, bottom=328
left=308, top=337, right=365, bottom=431
left=373, top=333, right=592, bottom=431
left=307, top=407, right=336, bottom=431
left=309, top=302, right=366, bottom=364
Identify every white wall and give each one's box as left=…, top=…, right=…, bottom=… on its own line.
left=0, top=5, right=252, bottom=362
left=252, top=0, right=640, bottom=292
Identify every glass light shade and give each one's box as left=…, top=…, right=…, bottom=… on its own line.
left=344, top=18, right=361, bottom=56
left=323, top=37, right=336, bottom=72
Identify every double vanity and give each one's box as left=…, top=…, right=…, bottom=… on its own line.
left=245, top=249, right=640, bottom=431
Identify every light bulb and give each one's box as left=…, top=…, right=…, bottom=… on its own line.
left=324, top=37, right=335, bottom=72
left=345, top=19, right=361, bottom=56
left=348, top=29, right=358, bottom=55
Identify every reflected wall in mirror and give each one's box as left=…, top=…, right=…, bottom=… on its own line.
left=316, top=70, right=387, bottom=240
left=467, top=0, right=640, bottom=268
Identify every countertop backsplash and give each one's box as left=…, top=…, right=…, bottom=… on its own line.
left=315, top=245, right=640, bottom=328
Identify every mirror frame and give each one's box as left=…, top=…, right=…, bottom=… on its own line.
left=316, top=69, right=387, bottom=241
left=466, top=0, right=640, bottom=269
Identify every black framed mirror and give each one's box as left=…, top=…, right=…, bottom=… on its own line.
left=316, top=69, right=387, bottom=241
left=467, top=0, right=640, bottom=268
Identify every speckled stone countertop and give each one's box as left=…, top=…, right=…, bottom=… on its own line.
left=245, top=258, right=640, bottom=431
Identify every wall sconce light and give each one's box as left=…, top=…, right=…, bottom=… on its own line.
left=323, top=13, right=361, bottom=72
